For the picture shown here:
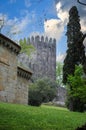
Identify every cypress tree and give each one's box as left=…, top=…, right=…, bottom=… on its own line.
left=63, top=6, right=86, bottom=84
left=63, top=6, right=86, bottom=111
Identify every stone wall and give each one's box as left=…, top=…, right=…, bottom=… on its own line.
left=15, top=66, right=32, bottom=104
left=0, top=34, right=32, bottom=105
left=16, top=76, right=29, bottom=104
left=53, top=87, right=67, bottom=106
left=0, top=35, right=19, bottom=103
left=57, top=87, right=67, bottom=103
left=18, top=35, right=56, bottom=81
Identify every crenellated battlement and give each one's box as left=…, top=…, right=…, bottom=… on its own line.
left=30, top=35, right=56, bottom=46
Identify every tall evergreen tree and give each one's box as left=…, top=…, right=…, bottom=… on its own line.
left=63, top=6, right=86, bottom=84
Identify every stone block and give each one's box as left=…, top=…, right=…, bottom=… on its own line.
left=0, top=85, right=4, bottom=91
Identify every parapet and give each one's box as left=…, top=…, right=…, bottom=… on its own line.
left=30, top=35, right=56, bottom=45
left=17, top=66, right=32, bottom=80
left=0, top=33, right=21, bottom=54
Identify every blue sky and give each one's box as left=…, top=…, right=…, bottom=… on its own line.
left=0, top=0, right=86, bottom=62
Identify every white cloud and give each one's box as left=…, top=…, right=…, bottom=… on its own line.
left=56, top=53, right=66, bottom=62
left=44, top=2, right=69, bottom=43
left=0, top=12, right=31, bottom=37
left=0, top=13, right=7, bottom=20
left=29, top=32, right=44, bottom=37
left=6, top=17, right=18, bottom=26
left=10, top=15, right=30, bottom=34
left=0, top=14, right=9, bottom=32
left=56, top=1, right=61, bottom=11
left=55, top=1, right=86, bottom=40
left=44, top=19, right=64, bottom=42
left=81, top=18, right=86, bottom=49
left=56, top=2, right=69, bottom=24
left=81, top=19, right=86, bottom=33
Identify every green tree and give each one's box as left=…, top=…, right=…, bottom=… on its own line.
left=63, top=6, right=86, bottom=84
left=29, top=78, right=57, bottom=106
left=19, top=38, right=35, bottom=56
left=56, top=62, right=63, bottom=86
left=67, top=65, right=86, bottom=112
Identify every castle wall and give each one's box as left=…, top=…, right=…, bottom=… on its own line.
left=0, top=34, right=32, bottom=105
left=15, top=66, right=32, bottom=104
left=16, top=76, right=29, bottom=104
left=18, top=36, right=56, bottom=81
left=0, top=44, right=17, bottom=103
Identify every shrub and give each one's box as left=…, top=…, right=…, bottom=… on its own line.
left=66, top=65, right=86, bottom=112
left=29, top=78, right=57, bottom=106
left=29, top=83, right=42, bottom=106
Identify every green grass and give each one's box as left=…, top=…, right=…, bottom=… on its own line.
left=0, top=102, right=86, bottom=130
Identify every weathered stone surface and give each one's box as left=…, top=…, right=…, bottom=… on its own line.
left=15, top=76, right=29, bottom=104
left=0, top=86, right=3, bottom=91
left=53, top=87, right=67, bottom=106
left=18, top=36, right=56, bottom=81
left=57, top=87, right=67, bottom=103
left=0, top=34, right=32, bottom=105
left=0, top=33, right=21, bottom=54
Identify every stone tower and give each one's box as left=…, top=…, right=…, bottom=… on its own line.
left=18, top=35, right=56, bottom=81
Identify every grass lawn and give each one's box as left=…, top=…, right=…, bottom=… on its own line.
left=0, top=102, right=86, bottom=130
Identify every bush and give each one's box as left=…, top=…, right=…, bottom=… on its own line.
left=29, top=85, right=42, bottom=106
left=29, top=78, right=57, bottom=106
left=66, top=65, right=86, bottom=112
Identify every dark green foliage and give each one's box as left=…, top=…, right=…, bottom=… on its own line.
left=83, top=58, right=86, bottom=74
left=66, top=65, right=86, bottom=112
left=56, top=62, right=63, bottom=86
left=29, top=84, right=42, bottom=106
left=63, top=6, right=85, bottom=84
left=29, top=78, right=57, bottom=106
